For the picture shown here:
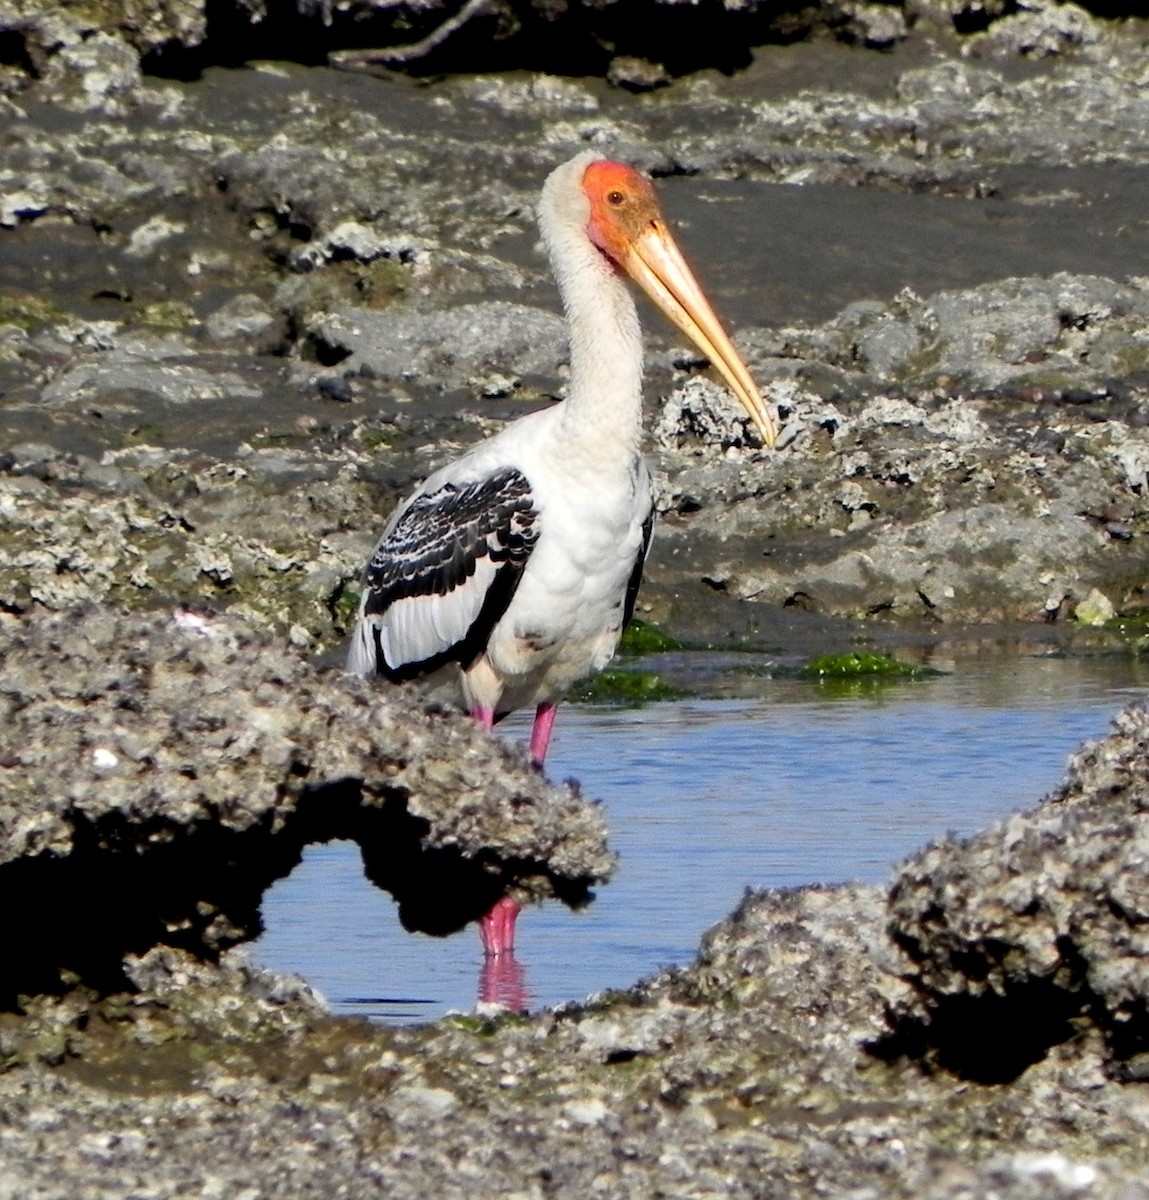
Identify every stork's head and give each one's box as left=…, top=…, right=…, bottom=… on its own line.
left=541, top=152, right=778, bottom=449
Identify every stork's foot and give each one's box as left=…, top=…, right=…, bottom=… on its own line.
left=478, top=895, right=521, bottom=958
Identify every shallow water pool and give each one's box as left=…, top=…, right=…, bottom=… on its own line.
left=253, top=652, right=1147, bottom=1022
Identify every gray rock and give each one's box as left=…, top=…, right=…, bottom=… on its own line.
left=729, top=501, right=1107, bottom=621
left=889, top=700, right=1149, bottom=1076
left=0, top=184, right=50, bottom=227
left=854, top=317, right=924, bottom=378
left=606, top=56, right=671, bottom=91
left=641, top=268, right=1149, bottom=627
left=837, top=0, right=910, bottom=47
left=41, top=32, right=144, bottom=114
left=39, top=345, right=261, bottom=407
left=305, top=302, right=568, bottom=391
left=3, top=13, right=1149, bottom=1198
left=964, top=0, right=1107, bottom=59
left=0, top=605, right=613, bottom=999
left=5, top=701, right=1149, bottom=1194
left=653, top=376, right=768, bottom=452
left=203, top=293, right=280, bottom=343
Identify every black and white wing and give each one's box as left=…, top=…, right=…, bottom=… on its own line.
left=347, top=466, right=539, bottom=681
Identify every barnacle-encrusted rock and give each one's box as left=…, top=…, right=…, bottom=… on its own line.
left=887, top=701, right=1149, bottom=1077
left=0, top=605, right=612, bottom=1000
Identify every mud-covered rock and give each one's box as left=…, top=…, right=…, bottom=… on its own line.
left=802, top=273, right=1149, bottom=391
left=9, top=37, right=1149, bottom=633
left=0, top=440, right=373, bottom=642
left=9, top=266, right=1149, bottom=642
left=305, top=301, right=567, bottom=391
left=5, top=825, right=1149, bottom=1197
left=963, top=0, right=1110, bottom=60
left=3, top=683, right=1149, bottom=1194
left=6, top=13, right=1149, bottom=1199
left=648, top=272, right=1149, bottom=624
left=0, top=0, right=204, bottom=99
left=4, top=0, right=1143, bottom=103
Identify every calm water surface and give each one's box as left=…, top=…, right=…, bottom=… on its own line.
left=254, top=653, right=1147, bottom=1023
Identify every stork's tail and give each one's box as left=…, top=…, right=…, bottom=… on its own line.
left=345, top=613, right=378, bottom=676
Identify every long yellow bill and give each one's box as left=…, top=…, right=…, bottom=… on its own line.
left=622, top=220, right=779, bottom=449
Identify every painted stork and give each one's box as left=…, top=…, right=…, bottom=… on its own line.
left=348, top=151, right=778, bottom=959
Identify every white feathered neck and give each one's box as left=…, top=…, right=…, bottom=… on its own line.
left=537, top=152, right=645, bottom=451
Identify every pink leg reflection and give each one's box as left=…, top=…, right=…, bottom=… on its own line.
left=478, top=949, right=529, bottom=1013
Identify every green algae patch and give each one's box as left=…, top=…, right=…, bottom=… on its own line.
left=0, top=290, right=70, bottom=332
left=800, top=652, right=942, bottom=688
left=135, top=300, right=199, bottom=332
left=328, top=582, right=362, bottom=632
left=568, top=667, right=687, bottom=707
left=444, top=1010, right=530, bottom=1037
left=351, top=259, right=413, bottom=308
left=356, top=426, right=397, bottom=451
left=617, top=619, right=683, bottom=656
left=1105, top=611, right=1149, bottom=652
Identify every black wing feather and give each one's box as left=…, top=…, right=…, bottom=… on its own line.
left=359, top=466, right=539, bottom=681
left=622, top=505, right=655, bottom=632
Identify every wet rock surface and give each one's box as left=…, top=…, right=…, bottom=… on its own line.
left=2, top=28, right=1149, bottom=639
left=4, top=1, right=1149, bottom=1196
left=889, top=700, right=1149, bottom=1080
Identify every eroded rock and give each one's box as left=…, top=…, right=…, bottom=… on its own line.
left=304, top=301, right=567, bottom=390
left=649, top=274, right=1149, bottom=624
left=888, top=701, right=1149, bottom=1077
left=0, top=605, right=612, bottom=1000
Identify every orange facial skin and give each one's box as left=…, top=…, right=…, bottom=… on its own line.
left=583, top=160, right=663, bottom=270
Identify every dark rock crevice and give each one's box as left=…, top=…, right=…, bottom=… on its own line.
left=0, top=776, right=596, bottom=1008
left=873, top=965, right=1096, bottom=1085
left=0, top=27, right=37, bottom=78
left=139, top=0, right=802, bottom=82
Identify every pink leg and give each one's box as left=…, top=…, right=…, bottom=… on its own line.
left=471, top=704, right=496, bottom=733
left=470, top=704, right=522, bottom=957
left=529, top=701, right=558, bottom=767
left=478, top=895, right=521, bottom=958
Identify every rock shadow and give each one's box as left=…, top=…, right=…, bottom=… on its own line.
left=870, top=977, right=1092, bottom=1085
left=0, top=779, right=596, bottom=1009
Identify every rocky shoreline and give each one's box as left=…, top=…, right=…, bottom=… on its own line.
left=4, top=0, right=1149, bottom=1194
left=3, top=22, right=1149, bottom=640
left=4, top=701, right=1149, bottom=1197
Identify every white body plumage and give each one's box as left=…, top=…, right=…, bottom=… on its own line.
left=347, top=405, right=653, bottom=716
left=348, top=153, right=655, bottom=720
